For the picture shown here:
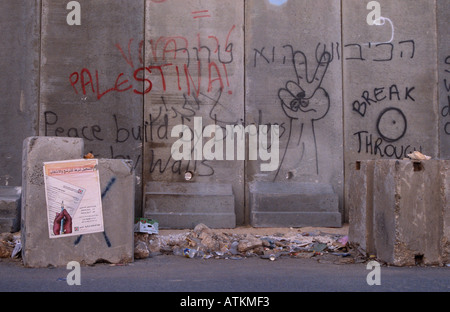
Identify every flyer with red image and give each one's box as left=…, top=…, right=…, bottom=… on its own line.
left=43, top=159, right=104, bottom=239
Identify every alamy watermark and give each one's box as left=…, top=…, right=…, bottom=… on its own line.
left=66, top=261, right=81, bottom=286
left=367, top=1, right=382, bottom=26
left=66, top=1, right=81, bottom=26
left=171, top=117, right=280, bottom=172
left=366, top=261, right=381, bottom=286
left=67, top=1, right=383, bottom=26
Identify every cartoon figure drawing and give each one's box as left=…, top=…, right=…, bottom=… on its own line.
left=276, top=50, right=332, bottom=178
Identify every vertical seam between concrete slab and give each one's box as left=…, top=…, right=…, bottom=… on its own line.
left=141, top=0, right=147, bottom=217
left=37, top=0, right=43, bottom=135
left=435, top=0, right=441, bottom=160
left=243, top=0, right=248, bottom=225
left=340, top=0, right=347, bottom=223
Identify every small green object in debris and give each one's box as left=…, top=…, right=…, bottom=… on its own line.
left=134, top=218, right=159, bottom=234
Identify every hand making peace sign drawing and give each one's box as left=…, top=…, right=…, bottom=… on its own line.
left=276, top=50, right=332, bottom=178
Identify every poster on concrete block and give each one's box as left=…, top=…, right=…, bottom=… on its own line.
left=43, top=159, right=104, bottom=239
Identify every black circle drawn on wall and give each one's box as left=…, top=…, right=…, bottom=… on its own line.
left=376, top=107, right=408, bottom=143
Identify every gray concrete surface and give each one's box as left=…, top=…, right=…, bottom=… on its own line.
left=39, top=0, right=144, bottom=217
left=143, top=0, right=246, bottom=226
left=144, top=182, right=235, bottom=229
left=349, top=160, right=448, bottom=266
left=0, top=0, right=448, bottom=229
left=373, top=160, right=442, bottom=266
left=22, top=144, right=135, bottom=267
left=439, top=0, right=450, bottom=158
left=0, top=0, right=40, bottom=188
left=343, top=0, right=440, bottom=222
left=245, top=0, right=344, bottom=225
left=249, top=181, right=341, bottom=228
left=21, top=136, right=84, bottom=267
left=348, top=160, right=375, bottom=255
left=441, top=160, right=450, bottom=263
left=0, top=255, right=449, bottom=292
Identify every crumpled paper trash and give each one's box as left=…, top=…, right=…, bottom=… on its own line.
left=407, top=151, right=431, bottom=161
left=0, top=232, right=21, bottom=259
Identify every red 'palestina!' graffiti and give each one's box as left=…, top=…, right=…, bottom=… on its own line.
left=69, top=25, right=237, bottom=100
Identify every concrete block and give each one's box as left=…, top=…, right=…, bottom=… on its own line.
left=71, top=159, right=135, bottom=265
left=249, top=182, right=341, bottom=228
left=144, top=182, right=235, bottom=229
left=343, top=0, right=439, bottom=222
left=22, top=143, right=135, bottom=267
left=348, top=161, right=375, bottom=256
left=143, top=0, right=246, bottom=224
left=441, top=160, right=450, bottom=263
left=373, top=160, right=443, bottom=266
left=39, top=0, right=144, bottom=217
left=0, top=186, right=21, bottom=233
left=22, top=136, right=83, bottom=266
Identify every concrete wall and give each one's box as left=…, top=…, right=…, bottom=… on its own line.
left=245, top=0, right=343, bottom=226
left=39, top=0, right=144, bottom=217
left=438, top=0, right=450, bottom=158
left=143, top=0, right=245, bottom=226
left=343, top=0, right=441, bottom=220
left=0, top=0, right=448, bottom=227
left=246, top=0, right=343, bottom=185
left=0, top=1, right=40, bottom=187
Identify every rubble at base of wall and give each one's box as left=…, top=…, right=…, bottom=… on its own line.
left=4, top=224, right=449, bottom=267
left=1, top=227, right=361, bottom=265
left=134, top=224, right=366, bottom=264
left=0, top=232, right=21, bottom=259
left=1, top=225, right=365, bottom=265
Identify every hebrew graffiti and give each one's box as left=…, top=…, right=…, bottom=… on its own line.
left=344, top=39, right=415, bottom=62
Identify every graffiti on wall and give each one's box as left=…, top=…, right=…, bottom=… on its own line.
left=344, top=39, right=415, bottom=62
left=348, top=32, right=427, bottom=160
left=277, top=50, right=332, bottom=177
left=45, top=0, right=244, bottom=178
left=46, top=36, right=342, bottom=179
left=351, top=84, right=424, bottom=159
left=68, top=24, right=237, bottom=100
left=251, top=41, right=340, bottom=179
left=41, top=0, right=441, bottom=184
left=442, top=55, right=450, bottom=136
